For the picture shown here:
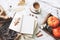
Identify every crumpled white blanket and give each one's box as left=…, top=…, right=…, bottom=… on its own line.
left=16, top=33, right=35, bottom=40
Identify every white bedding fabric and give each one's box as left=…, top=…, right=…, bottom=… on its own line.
left=0, top=0, right=59, bottom=40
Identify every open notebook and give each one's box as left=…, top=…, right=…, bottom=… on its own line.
left=9, top=14, right=37, bottom=35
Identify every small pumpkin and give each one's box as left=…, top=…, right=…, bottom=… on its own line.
left=47, top=16, right=60, bottom=28
left=52, top=27, right=60, bottom=38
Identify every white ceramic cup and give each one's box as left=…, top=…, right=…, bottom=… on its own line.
left=30, top=2, right=40, bottom=14
left=0, top=5, right=4, bottom=15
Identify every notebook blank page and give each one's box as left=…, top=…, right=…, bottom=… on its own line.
left=21, top=16, right=35, bottom=34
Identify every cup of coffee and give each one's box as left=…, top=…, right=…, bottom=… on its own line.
left=0, top=5, right=6, bottom=16
left=30, top=2, right=40, bottom=14
left=0, top=5, right=4, bottom=15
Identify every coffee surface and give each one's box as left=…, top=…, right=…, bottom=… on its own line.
left=33, top=2, right=40, bottom=9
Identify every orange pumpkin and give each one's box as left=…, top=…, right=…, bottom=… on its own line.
left=52, top=27, right=60, bottom=38
left=47, top=16, right=60, bottom=28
